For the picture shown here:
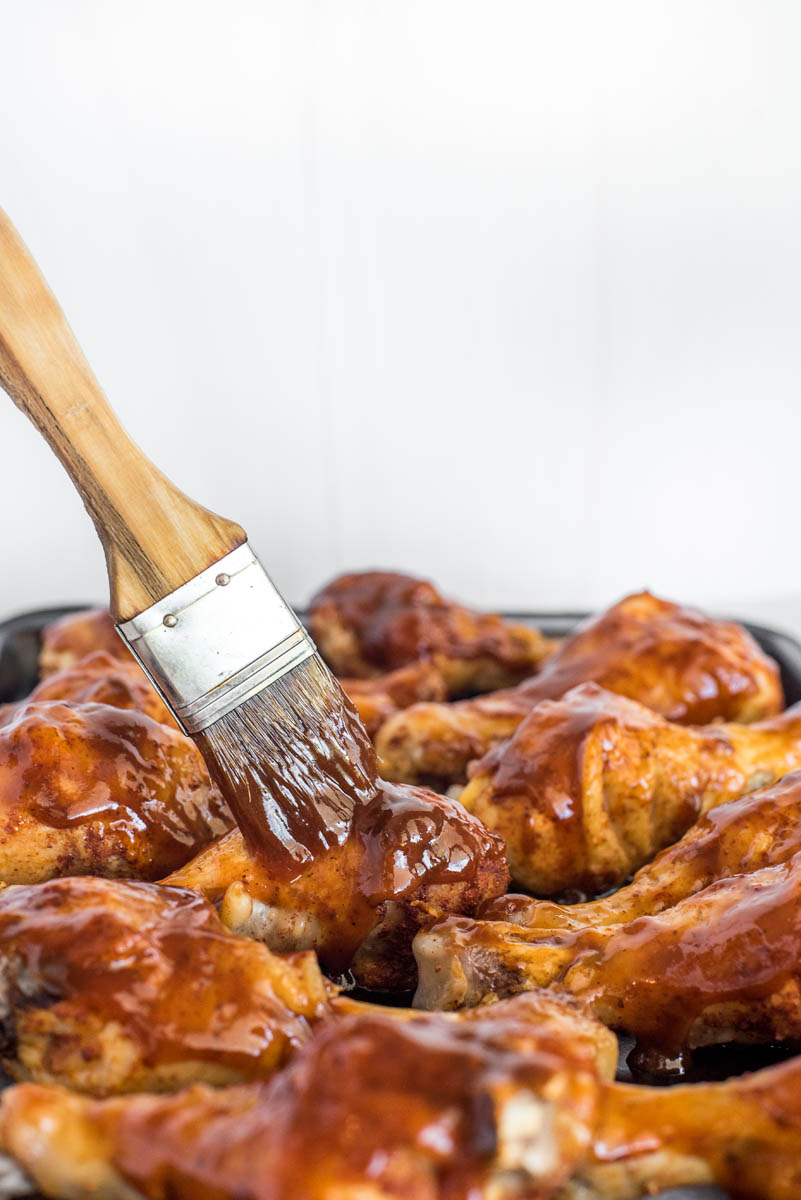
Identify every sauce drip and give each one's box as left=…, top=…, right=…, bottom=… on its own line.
left=229, top=779, right=508, bottom=976
left=196, top=657, right=379, bottom=882
left=192, top=648, right=508, bottom=977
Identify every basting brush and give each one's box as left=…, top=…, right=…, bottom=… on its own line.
left=0, top=208, right=378, bottom=876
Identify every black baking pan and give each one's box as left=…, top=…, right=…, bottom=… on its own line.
left=3, top=605, right=801, bottom=707
left=3, top=603, right=800, bottom=1200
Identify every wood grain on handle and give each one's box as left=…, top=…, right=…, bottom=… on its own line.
left=0, top=210, right=246, bottom=621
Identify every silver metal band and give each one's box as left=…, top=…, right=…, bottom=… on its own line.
left=116, top=543, right=316, bottom=734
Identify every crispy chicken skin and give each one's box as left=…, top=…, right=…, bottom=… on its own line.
left=376, top=591, right=783, bottom=788
left=38, top=609, right=128, bottom=676
left=27, top=650, right=177, bottom=728
left=414, top=849, right=801, bottom=1065
left=0, top=700, right=231, bottom=883
left=485, top=770, right=801, bottom=931
left=340, top=661, right=448, bottom=735
left=308, top=570, right=554, bottom=697
left=0, top=994, right=607, bottom=1200
left=0, top=876, right=331, bottom=1096
left=165, top=780, right=508, bottom=990
left=460, top=683, right=801, bottom=896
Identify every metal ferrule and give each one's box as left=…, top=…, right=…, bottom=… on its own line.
left=116, top=543, right=316, bottom=735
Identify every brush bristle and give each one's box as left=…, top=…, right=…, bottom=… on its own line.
left=194, top=655, right=378, bottom=876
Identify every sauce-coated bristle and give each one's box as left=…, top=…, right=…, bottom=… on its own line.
left=194, top=655, right=379, bottom=879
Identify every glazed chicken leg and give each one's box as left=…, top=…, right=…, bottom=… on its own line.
left=0, top=700, right=231, bottom=883
left=460, top=682, right=801, bottom=896
left=0, top=993, right=610, bottom=1200
left=574, top=1055, right=801, bottom=1199
left=485, top=769, right=801, bottom=930
left=415, top=847, right=801, bottom=1067
left=376, top=591, right=783, bottom=788
left=308, top=570, right=555, bottom=696
left=165, top=779, right=508, bottom=990
left=7, top=1006, right=801, bottom=1199
left=0, top=876, right=331, bottom=1095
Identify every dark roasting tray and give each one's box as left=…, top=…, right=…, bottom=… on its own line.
left=3, top=604, right=801, bottom=1200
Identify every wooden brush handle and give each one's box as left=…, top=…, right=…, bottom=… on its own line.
left=0, top=209, right=246, bottom=621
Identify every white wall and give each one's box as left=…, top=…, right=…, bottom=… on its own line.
left=1, top=1, right=800, bottom=632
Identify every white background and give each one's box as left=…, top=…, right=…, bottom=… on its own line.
left=1, top=1, right=800, bottom=633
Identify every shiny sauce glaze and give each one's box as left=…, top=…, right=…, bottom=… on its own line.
left=108, top=1005, right=601, bottom=1199
left=515, top=591, right=782, bottom=725
left=566, top=852, right=801, bottom=1067
left=0, top=876, right=327, bottom=1074
left=467, top=682, right=749, bottom=896
left=0, top=700, right=231, bottom=878
left=309, top=569, right=542, bottom=673
left=238, top=779, right=509, bottom=974
left=196, top=659, right=507, bottom=972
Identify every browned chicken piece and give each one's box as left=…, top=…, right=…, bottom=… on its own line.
left=376, top=590, right=784, bottom=788
left=485, top=769, right=801, bottom=931
left=340, top=660, right=448, bottom=736
left=27, top=649, right=177, bottom=727
left=460, top=682, right=801, bottom=897
left=0, top=876, right=331, bottom=1096
left=414, top=848, right=801, bottom=1068
left=166, top=779, right=508, bottom=990
left=0, top=700, right=231, bottom=883
left=0, top=993, right=608, bottom=1199
left=308, top=570, right=554, bottom=697
left=573, top=1055, right=801, bottom=1199
left=38, top=608, right=128, bottom=676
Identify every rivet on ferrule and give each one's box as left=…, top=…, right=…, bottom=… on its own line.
left=116, top=543, right=317, bottom=735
